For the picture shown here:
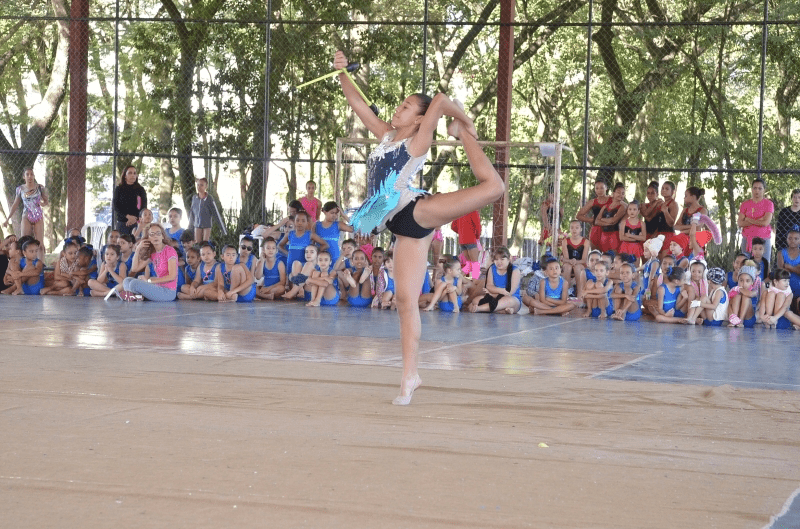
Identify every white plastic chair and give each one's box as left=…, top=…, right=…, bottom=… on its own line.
left=81, top=221, right=109, bottom=250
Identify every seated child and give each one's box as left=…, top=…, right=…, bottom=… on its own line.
left=165, top=207, right=185, bottom=242
left=610, top=262, right=642, bottom=321
left=88, top=244, right=128, bottom=297
left=74, top=246, right=98, bottom=296
left=42, top=240, right=81, bottom=295
left=725, top=253, right=747, bottom=289
left=776, top=227, right=800, bottom=297
left=682, top=258, right=708, bottom=315
left=422, top=256, right=463, bottom=313
left=255, top=237, right=287, bottom=300
left=236, top=234, right=259, bottom=275
left=179, top=230, right=196, bottom=262
left=372, top=250, right=397, bottom=310
left=340, top=249, right=373, bottom=308
left=685, top=267, right=729, bottom=326
left=133, top=208, right=154, bottom=240
left=179, top=242, right=219, bottom=300
left=118, top=234, right=135, bottom=275
left=283, top=244, right=318, bottom=301
left=99, top=229, right=120, bottom=261
left=11, top=239, right=45, bottom=295
left=525, top=257, right=574, bottom=316
left=750, top=237, right=769, bottom=282
left=727, top=260, right=760, bottom=328
left=653, top=266, right=686, bottom=323
left=575, top=249, right=602, bottom=305
left=305, top=250, right=339, bottom=306
left=467, top=246, right=521, bottom=314
left=582, top=260, right=614, bottom=318
left=214, top=244, right=257, bottom=302
left=1, top=239, right=21, bottom=294
left=758, top=269, right=793, bottom=329
left=639, top=236, right=663, bottom=299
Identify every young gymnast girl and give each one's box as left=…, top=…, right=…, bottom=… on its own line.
left=727, top=261, right=760, bottom=328
left=340, top=249, right=373, bottom=307
left=617, top=201, right=645, bottom=265
left=467, top=246, right=521, bottom=315
left=654, top=266, right=687, bottom=324
left=422, top=256, right=463, bottom=313
left=215, top=245, right=257, bottom=302
left=758, top=269, right=793, bottom=329
left=560, top=219, right=589, bottom=295
left=11, top=239, right=44, bottom=295
left=689, top=267, right=728, bottom=326
left=526, top=257, right=574, bottom=316
left=582, top=260, right=614, bottom=318
left=279, top=211, right=328, bottom=279
left=282, top=244, right=318, bottom=301
left=776, top=227, right=800, bottom=296
left=315, top=201, right=353, bottom=264
left=372, top=251, right=397, bottom=309
left=610, top=262, right=642, bottom=321
left=88, top=244, right=127, bottom=297
left=576, top=179, right=610, bottom=250
left=3, top=167, right=48, bottom=261
left=255, top=237, right=287, bottom=300
left=335, top=49, right=504, bottom=404
left=595, top=182, right=627, bottom=253
left=42, top=240, right=81, bottom=295
left=179, top=242, right=219, bottom=300
left=305, top=250, right=339, bottom=307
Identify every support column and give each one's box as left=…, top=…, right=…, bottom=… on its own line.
left=492, top=0, right=514, bottom=249
left=67, top=0, right=89, bottom=230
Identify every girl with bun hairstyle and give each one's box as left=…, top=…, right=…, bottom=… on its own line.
left=672, top=186, right=711, bottom=256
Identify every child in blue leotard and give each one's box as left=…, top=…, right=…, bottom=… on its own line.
left=306, top=250, right=340, bottom=306
left=422, top=256, right=463, bottom=312
left=315, top=201, right=353, bottom=265
left=776, top=228, right=800, bottom=297
left=236, top=234, right=258, bottom=275
left=372, top=251, right=397, bottom=309
left=759, top=269, right=793, bottom=329
left=118, top=234, right=135, bottom=277
left=654, top=266, right=685, bottom=324
left=583, top=260, right=614, bottom=318
left=278, top=211, right=328, bottom=277
left=214, top=245, right=256, bottom=302
left=610, top=262, right=642, bottom=321
left=180, top=242, right=219, bottom=300
left=11, top=239, right=44, bottom=295
left=282, top=244, right=318, bottom=300
left=88, top=244, right=127, bottom=297
left=468, top=247, right=521, bottom=314
left=341, top=249, right=373, bottom=307
left=526, top=257, right=573, bottom=316
left=728, top=260, right=759, bottom=328
left=255, top=237, right=287, bottom=300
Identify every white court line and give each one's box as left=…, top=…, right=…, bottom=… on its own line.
left=762, top=485, right=800, bottom=529
left=588, top=351, right=663, bottom=379
left=419, top=318, right=582, bottom=355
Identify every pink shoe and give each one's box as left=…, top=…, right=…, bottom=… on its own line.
left=118, top=290, right=143, bottom=301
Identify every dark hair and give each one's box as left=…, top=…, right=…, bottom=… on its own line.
left=322, top=201, right=339, bottom=213
left=773, top=268, right=791, bottom=281
left=791, top=188, right=800, bottom=199
left=342, top=238, right=357, bottom=247
left=628, top=199, right=640, bottom=207
left=372, top=246, right=385, bottom=255
left=195, top=177, right=208, bottom=185
left=412, top=93, right=433, bottom=115
left=200, top=242, right=215, bottom=252
left=620, top=262, right=636, bottom=273
left=118, top=165, right=138, bottom=186
left=667, top=266, right=685, bottom=283
left=752, top=177, right=766, bottom=189
left=613, top=182, right=625, bottom=191
left=63, top=240, right=80, bottom=251
left=105, top=244, right=121, bottom=257
left=318, top=250, right=332, bottom=260
left=686, top=186, right=705, bottom=199
left=751, top=237, right=765, bottom=247
left=22, top=238, right=40, bottom=252
left=180, top=230, right=194, bottom=243
left=186, top=246, right=200, bottom=258
left=661, top=254, right=675, bottom=264
left=119, top=234, right=135, bottom=245
left=169, top=207, right=183, bottom=216
left=139, top=208, right=151, bottom=217
left=545, top=257, right=560, bottom=268
left=648, top=181, right=659, bottom=191
left=384, top=250, right=394, bottom=261
left=734, top=252, right=748, bottom=261
left=306, top=180, right=316, bottom=187
left=663, top=181, right=676, bottom=192
left=294, top=211, right=309, bottom=221
left=78, top=247, right=94, bottom=259
left=594, top=260, right=609, bottom=271
left=288, top=200, right=303, bottom=212
left=443, top=256, right=461, bottom=272
left=264, top=236, right=277, bottom=244
left=222, top=244, right=237, bottom=254
left=493, top=246, right=511, bottom=260
left=594, top=179, right=608, bottom=188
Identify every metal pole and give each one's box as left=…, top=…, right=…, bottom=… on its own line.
left=756, top=0, right=768, bottom=179
left=550, top=144, right=562, bottom=255
left=262, top=0, right=272, bottom=223
left=422, top=0, right=428, bottom=95
left=581, top=0, right=593, bottom=221
left=112, top=0, right=119, bottom=227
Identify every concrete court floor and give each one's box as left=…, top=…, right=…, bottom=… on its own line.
left=1, top=295, right=799, bottom=528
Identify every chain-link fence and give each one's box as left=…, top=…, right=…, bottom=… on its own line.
left=0, top=0, right=798, bottom=254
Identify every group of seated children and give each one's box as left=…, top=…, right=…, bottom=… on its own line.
left=522, top=214, right=800, bottom=329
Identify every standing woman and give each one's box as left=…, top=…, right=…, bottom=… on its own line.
left=576, top=179, right=611, bottom=250
left=3, top=167, right=48, bottom=260
left=774, top=188, right=800, bottom=254
left=112, top=165, right=147, bottom=235
left=119, top=224, right=178, bottom=301
left=640, top=181, right=663, bottom=239
left=671, top=186, right=708, bottom=257
left=738, top=178, right=774, bottom=262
